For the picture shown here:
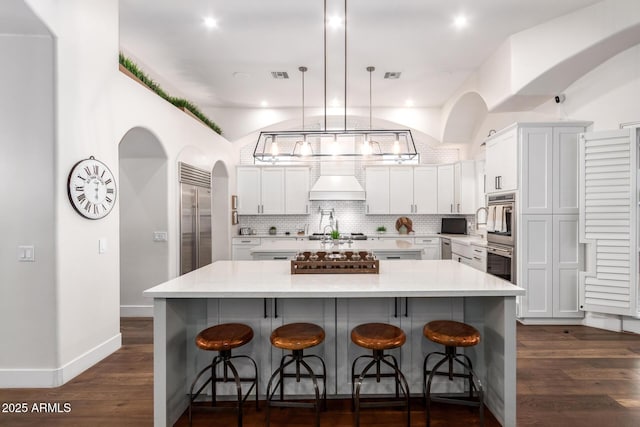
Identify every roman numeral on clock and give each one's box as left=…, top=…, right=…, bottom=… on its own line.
left=84, top=201, right=92, bottom=212
left=77, top=194, right=86, bottom=203
left=105, top=178, right=112, bottom=185
left=75, top=186, right=84, bottom=192
left=105, top=196, right=113, bottom=203
left=84, top=166, right=91, bottom=176
left=106, top=188, right=114, bottom=194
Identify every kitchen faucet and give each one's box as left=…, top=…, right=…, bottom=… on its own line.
left=475, top=206, right=489, bottom=230
left=323, top=224, right=335, bottom=242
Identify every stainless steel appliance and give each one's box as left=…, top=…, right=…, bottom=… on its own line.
left=179, top=162, right=212, bottom=275
left=441, top=218, right=467, bottom=235
left=486, top=193, right=516, bottom=283
left=441, top=238, right=452, bottom=259
left=487, top=193, right=515, bottom=246
left=486, top=244, right=515, bottom=283
left=239, top=227, right=253, bottom=235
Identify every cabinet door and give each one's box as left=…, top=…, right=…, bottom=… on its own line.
left=520, top=215, right=553, bottom=318
left=455, top=161, right=476, bottom=214
left=285, top=167, right=310, bottom=214
left=437, top=164, right=454, bottom=214
left=553, top=215, right=583, bottom=318
left=553, top=127, right=583, bottom=214
left=389, top=167, right=414, bottom=214
left=335, top=298, right=399, bottom=395
left=486, top=128, right=517, bottom=193
left=237, top=167, right=261, bottom=215
left=520, top=127, right=553, bottom=214
left=270, top=298, right=336, bottom=396
left=365, top=167, right=390, bottom=214
left=413, top=166, right=438, bottom=214
left=261, top=168, right=285, bottom=214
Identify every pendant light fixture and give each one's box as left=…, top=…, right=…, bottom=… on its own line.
left=253, top=0, right=417, bottom=163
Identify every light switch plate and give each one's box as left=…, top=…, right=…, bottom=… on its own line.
left=18, top=245, right=35, bottom=262
left=98, top=238, right=107, bottom=254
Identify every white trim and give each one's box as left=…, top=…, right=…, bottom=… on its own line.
left=0, top=333, right=121, bottom=388
left=120, top=304, right=154, bottom=317
left=582, top=311, right=622, bottom=332
left=622, top=318, right=640, bottom=334
left=517, top=318, right=583, bottom=326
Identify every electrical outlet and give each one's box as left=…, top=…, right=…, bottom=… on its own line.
left=153, top=231, right=168, bottom=242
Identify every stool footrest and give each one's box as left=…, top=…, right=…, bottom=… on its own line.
left=268, top=400, right=316, bottom=409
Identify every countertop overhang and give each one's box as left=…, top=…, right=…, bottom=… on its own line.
left=249, top=239, right=425, bottom=253
left=144, top=260, right=524, bottom=299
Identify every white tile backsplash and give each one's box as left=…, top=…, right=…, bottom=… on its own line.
left=238, top=199, right=474, bottom=236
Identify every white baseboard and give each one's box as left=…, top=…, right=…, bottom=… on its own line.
left=517, top=318, right=584, bottom=326
left=583, top=311, right=622, bottom=332
left=622, top=318, right=640, bottom=334
left=0, top=333, right=121, bottom=388
left=120, top=305, right=153, bottom=317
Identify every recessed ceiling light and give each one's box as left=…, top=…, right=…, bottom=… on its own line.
left=405, top=99, right=414, bottom=107
left=203, top=16, right=217, bottom=29
left=453, top=14, right=468, bottom=30
left=261, top=100, right=268, bottom=107
left=328, top=16, right=342, bottom=28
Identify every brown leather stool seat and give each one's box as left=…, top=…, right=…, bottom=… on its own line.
left=189, top=323, right=258, bottom=427
left=266, top=323, right=327, bottom=427
left=350, top=323, right=410, bottom=427
left=423, top=320, right=483, bottom=427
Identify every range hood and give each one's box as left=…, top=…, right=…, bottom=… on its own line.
left=308, top=139, right=365, bottom=200
left=309, top=175, right=365, bottom=200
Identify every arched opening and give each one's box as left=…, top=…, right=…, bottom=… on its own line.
left=212, top=161, right=230, bottom=261
left=442, top=92, right=489, bottom=144
left=118, top=127, right=169, bottom=317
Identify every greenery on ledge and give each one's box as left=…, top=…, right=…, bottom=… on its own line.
left=119, top=53, right=222, bottom=135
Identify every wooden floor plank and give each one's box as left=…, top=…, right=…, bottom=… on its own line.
left=2, top=319, right=640, bottom=426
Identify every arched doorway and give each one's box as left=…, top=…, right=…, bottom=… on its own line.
left=118, top=127, right=168, bottom=317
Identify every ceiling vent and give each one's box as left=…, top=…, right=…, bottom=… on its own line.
left=384, top=72, right=402, bottom=79
left=271, top=71, right=289, bottom=79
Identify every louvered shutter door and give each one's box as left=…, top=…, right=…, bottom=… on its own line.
left=579, top=129, right=637, bottom=316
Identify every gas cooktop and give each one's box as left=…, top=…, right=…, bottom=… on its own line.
left=308, top=233, right=368, bottom=241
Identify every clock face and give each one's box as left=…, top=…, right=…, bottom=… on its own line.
left=67, top=156, right=117, bottom=219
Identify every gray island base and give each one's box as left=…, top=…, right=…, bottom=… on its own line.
left=144, top=260, right=525, bottom=427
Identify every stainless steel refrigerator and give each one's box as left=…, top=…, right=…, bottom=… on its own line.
left=179, top=162, right=212, bottom=275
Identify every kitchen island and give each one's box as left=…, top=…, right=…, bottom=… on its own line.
left=250, top=238, right=425, bottom=260
left=144, top=260, right=524, bottom=427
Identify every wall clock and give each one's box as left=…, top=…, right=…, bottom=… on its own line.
left=67, top=156, right=117, bottom=219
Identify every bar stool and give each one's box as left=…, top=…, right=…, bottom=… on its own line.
left=423, top=320, right=484, bottom=427
left=189, top=323, right=258, bottom=427
left=351, top=322, right=410, bottom=427
left=266, top=322, right=327, bottom=427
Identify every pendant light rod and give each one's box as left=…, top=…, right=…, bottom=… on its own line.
left=367, top=66, right=375, bottom=130
left=299, top=66, right=307, bottom=130
left=344, top=0, right=348, bottom=131
left=323, top=0, right=327, bottom=131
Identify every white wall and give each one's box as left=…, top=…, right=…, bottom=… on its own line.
left=0, top=0, right=235, bottom=387
left=0, top=34, right=56, bottom=372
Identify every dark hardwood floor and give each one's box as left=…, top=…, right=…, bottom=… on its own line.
left=1, top=319, right=640, bottom=426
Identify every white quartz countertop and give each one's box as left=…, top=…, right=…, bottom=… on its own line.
left=250, top=239, right=425, bottom=253
left=143, top=260, right=524, bottom=299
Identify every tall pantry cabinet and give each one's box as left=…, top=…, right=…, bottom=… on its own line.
left=486, top=122, right=590, bottom=322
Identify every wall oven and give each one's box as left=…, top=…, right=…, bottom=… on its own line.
left=487, top=193, right=515, bottom=246
left=486, top=244, right=515, bottom=284
left=486, top=193, right=516, bottom=284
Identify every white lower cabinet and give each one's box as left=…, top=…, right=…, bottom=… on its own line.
left=414, top=237, right=440, bottom=260
left=231, top=237, right=261, bottom=260
left=519, top=214, right=582, bottom=319
left=470, top=245, right=487, bottom=272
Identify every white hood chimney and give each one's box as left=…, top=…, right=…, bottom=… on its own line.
left=308, top=138, right=365, bottom=200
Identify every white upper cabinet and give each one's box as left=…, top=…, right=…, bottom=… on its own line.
left=260, top=167, right=285, bottom=214
left=237, top=166, right=309, bottom=215
left=438, top=162, right=476, bottom=214
left=437, top=164, right=454, bottom=214
left=520, top=125, right=585, bottom=215
left=237, top=167, right=262, bottom=215
left=485, top=127, right=518, bottom=193
left=284, top=167, right=310, bottom=214
left=413, top=166, right=438, bottom=214
left=365, top=167, right=390, bottom=214
left=389, top=167, right=414, bottom=214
